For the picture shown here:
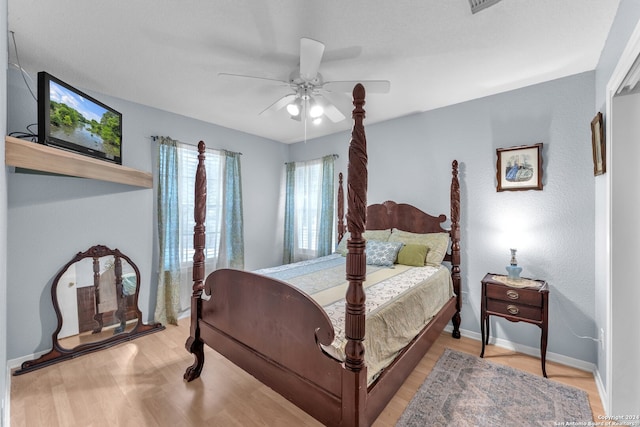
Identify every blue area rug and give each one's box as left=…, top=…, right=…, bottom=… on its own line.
left=396, top=348, right=593, bottom=426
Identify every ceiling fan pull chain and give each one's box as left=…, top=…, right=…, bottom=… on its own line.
left=304, top=100, right=308, bottom=143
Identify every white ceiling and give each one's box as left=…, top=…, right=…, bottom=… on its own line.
left=7, top=0, right=621, bottom=144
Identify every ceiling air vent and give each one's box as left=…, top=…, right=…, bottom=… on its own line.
left=469, top=0, right=503, bottom=14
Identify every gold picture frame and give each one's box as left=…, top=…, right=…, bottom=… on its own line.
left=591, top=112, right=606, bottom=176
left=496, top=143, right=543, bottom=192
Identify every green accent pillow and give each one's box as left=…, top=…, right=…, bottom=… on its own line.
left=388, top=229, right=450, bottom=266
left=397, top=244, right=429, bottom=267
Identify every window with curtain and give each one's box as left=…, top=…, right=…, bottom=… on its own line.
left=283, top=155, right=335, bottom=264
left=176, top=144, right=223, bottom=268
left=155, top=137, right=244, bottom=326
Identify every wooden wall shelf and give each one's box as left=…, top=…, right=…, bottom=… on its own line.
left=4, top=136, right=152, bottom=188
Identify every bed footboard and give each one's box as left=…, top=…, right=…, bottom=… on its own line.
left=190, top=268, right=346, bottom=424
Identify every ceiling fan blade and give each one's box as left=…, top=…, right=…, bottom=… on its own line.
left=315, top=93, right=346, bottom=123
left=323, top=80, right=391, bottom=93
left=322, top=103, right=346, bottom=123
left=299, top=38, right=325, bottom=81
left=319, top=91, right=351, bottom=111
left=259, top=93, right=297, bottom=115
left=218, top=72, right=289, bottom=85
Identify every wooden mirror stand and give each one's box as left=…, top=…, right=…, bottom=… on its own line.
left=14, top=245, right=165, bottom=375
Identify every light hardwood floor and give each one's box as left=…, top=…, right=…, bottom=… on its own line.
left=10, top=318, right=603, bottom=426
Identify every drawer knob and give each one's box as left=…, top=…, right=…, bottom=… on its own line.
left=507, top=305, right=520, bottom=315
left=506, top=290, right=519, bottom=300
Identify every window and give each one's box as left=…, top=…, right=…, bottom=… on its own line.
left=294, top=160, right=323, bottom=255
left=284, top=155, right=335, bottom=263
left=176, top=144, right=223, bottom=268
left=156, top=137, right=244, bottom=324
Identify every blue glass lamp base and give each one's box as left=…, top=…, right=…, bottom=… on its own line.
left=506, top=265, right=522, bottom=279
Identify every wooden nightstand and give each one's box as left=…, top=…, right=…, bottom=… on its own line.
left=480, top=273, right=549, bottom=377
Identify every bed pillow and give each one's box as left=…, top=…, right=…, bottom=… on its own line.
left=336, top=229, right=392, bottom=256
left=364, top=229, right=392, bottom=242
left=388, top=229, right=450, bottom=266
left=365, top=240, right=404, bottom=266
left=336, top=233, right=349, bottom=255
left=397, top=244, right=429, bottom=267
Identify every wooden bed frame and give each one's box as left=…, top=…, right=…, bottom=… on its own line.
left=184, top=84, right=461, bottom=426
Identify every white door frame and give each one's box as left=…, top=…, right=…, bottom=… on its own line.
left=604, top=18, right=640, bottom=413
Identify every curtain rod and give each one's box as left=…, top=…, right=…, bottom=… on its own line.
left=285, top=154, right=339, bottom=165
left=151, top=135, right=242, bottom=155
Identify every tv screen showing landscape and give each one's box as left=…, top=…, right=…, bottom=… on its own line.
left=38, top=72, right=122, bottom=164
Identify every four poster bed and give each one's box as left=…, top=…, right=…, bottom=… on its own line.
left=184, top=84, right=461, bottom=426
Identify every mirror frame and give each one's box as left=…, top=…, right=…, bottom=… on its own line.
left=14, top=245, right=165, bottom=374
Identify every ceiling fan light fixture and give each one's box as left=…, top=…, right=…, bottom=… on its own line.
left=308, top=98, right=324, bottom=118
left=286, top=99, right=301, bottom=117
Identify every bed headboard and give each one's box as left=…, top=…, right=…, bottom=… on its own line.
left=366, top=201, right=447, bottom=233
left=336, top=160, right=461, bottom=266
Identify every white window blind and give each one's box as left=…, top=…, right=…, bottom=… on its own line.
left=294, top=158, right=323, bottom=258
left=177, top=144, right=223, bottom=267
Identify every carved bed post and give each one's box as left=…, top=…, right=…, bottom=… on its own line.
left=450, top=160, right=462, bottom=339
left=337, top=172, right=345, bottom=243
left=343, top=83, right=368, bottom=426
left=184, top=140, right=207, bottom=381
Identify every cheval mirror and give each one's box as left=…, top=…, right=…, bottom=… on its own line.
left=14, top=245, right=165, bottom=374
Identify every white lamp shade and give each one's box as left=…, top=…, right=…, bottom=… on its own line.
left=309, top=100, right=324, bottom=118
left=287, top=101, right=301, bottom=116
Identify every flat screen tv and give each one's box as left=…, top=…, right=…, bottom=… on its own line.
left=38, top=71, right=122, bottom=165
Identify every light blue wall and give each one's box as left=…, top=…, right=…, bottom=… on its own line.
left=5, top=67, right=288, bottom=360
left=291, top=72, right=598, bottom=365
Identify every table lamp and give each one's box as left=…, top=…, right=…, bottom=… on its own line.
left=505, top=248, right=522, bottom=279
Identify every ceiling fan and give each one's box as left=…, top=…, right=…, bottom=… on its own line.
left=219, top=37, right=390, bottom=125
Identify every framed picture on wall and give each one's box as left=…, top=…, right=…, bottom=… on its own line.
left=496, top=143, right=543, bottom=192
left=591, top=112, right=606, bottom=176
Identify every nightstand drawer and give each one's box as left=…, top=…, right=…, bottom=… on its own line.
left=486, top=299, right=542, bottom=321
left=485, top=283, right=542, bottom=307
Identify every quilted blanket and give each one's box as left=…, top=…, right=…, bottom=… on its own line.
left=255, top=254, right=454, bottom=384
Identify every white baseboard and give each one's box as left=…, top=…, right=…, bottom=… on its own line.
left=593, top=366, right=609, bottom=415
left=445, top=325, right=597, bottom=373
left=7, top=349, right=49, bottom=371
left=3, top=364, right=10, bottom=427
